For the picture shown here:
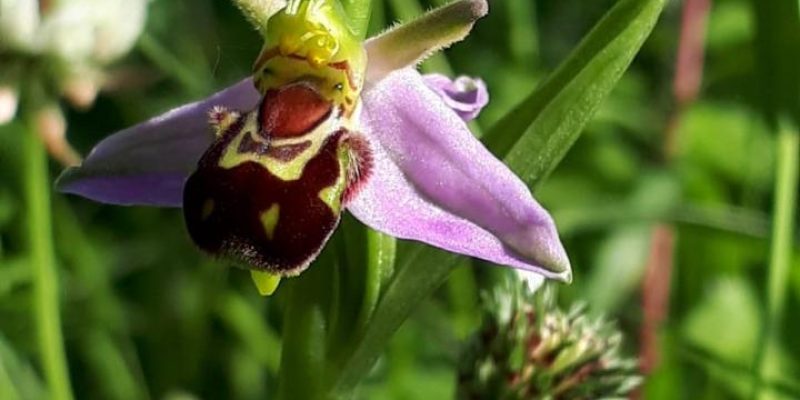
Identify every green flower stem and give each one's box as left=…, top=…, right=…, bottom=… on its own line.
left=53, top=200, right=149, bottom=400
left=752, top=121, right=799, bottom=399
left=24, top=121, right=73, bottom=400
left=357, top=230, right=396, bottom=331
left=278, top=269, right=329, bottom=400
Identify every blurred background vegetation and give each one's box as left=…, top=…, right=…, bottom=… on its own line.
left=1, top=0, right=799, bottom=399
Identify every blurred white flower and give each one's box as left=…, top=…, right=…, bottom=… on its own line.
left=0, top=0, right=148, bottom=117
left=0, top=0, right=40, bottom=50
left=0, top=86, right=18, bottom=125
left=0, top=0, right=148, bottom=165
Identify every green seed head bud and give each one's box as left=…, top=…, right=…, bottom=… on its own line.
left=457, top=282, right=641, bottom=400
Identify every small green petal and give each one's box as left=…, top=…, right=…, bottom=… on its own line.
left=251, top=270, right=282, bottom=296
left=364, top=0, right=488, bottom=83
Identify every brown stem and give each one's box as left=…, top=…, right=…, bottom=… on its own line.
left=635, top=0, right=711, bottom=396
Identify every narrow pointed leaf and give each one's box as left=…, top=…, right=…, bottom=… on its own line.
left=749, top=1, right=800, bottom=397
left=329, top=0, right=667, bottom=394
left=331, top=245, right=459, bottom=394
left=484, top=0, right=667, bottom=187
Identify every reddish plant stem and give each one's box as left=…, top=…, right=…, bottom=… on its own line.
left=639, top=224, right=676, bottom=374
left=665, top=0, right=711, bottom=159
left=637, top=0, right=711, bottom=391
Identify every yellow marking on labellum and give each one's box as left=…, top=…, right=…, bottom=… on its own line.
left=260, top=203, right=281, bottom=240
left=250, top=270, right=282, bottom=296
left=317, top=138, right=351, bottom=213
left=218, top=110, right=338, bottom=181
left=201, top=198, right=215, bottom=220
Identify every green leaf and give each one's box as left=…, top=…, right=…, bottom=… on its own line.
left=326, top=0, right=668, bottom=395
left=330, top=245, right=460, bottom=395
left=749, top=3, right=800, bottom=398
left=484, top=0, right=667, bottom=187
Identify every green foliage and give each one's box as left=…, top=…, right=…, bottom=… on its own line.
left=485, top=0, right=667, bottom=187
left=0, top=0, right=798, bottom=399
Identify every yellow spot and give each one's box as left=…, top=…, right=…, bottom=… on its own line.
left=317, top=137, right=350, bottom=212
left=318, top=187, right=341, bottom=212
left=260, top=203, right=280, bottom=240
left=201, top=199, right=215, bottom=220
left=250, top=270, right=281, bottom=296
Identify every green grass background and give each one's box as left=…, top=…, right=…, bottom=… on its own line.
left=1, top=0, right=798, bottom=399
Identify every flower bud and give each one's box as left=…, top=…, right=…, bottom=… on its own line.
left=61, top=70, right=101, bottom=110
left=34, top=105, right=81, bottom=167
left=457, top=282, right=641, bottom=399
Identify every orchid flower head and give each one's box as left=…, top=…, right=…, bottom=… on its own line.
left=57, top=0, right=572, bottom=295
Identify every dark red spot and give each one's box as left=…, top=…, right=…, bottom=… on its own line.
left=266, top=141, right=312, bottom=162
left=259, top=84, right=333, bottom=138
left=238, top=131, right=269, bottom=155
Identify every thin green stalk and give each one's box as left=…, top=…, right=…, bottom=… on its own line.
left=278, top=269, right=328, bottom=400
left=53, top=200, right=150, bottom=400
left=751, top=122, right=799, bottom=399
left=356, top=230, right=396, bottom=332
left=24, top=123, right=73, bottom=400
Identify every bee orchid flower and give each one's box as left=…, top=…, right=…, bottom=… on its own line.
left=57, top=0, right=572, bottom=291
